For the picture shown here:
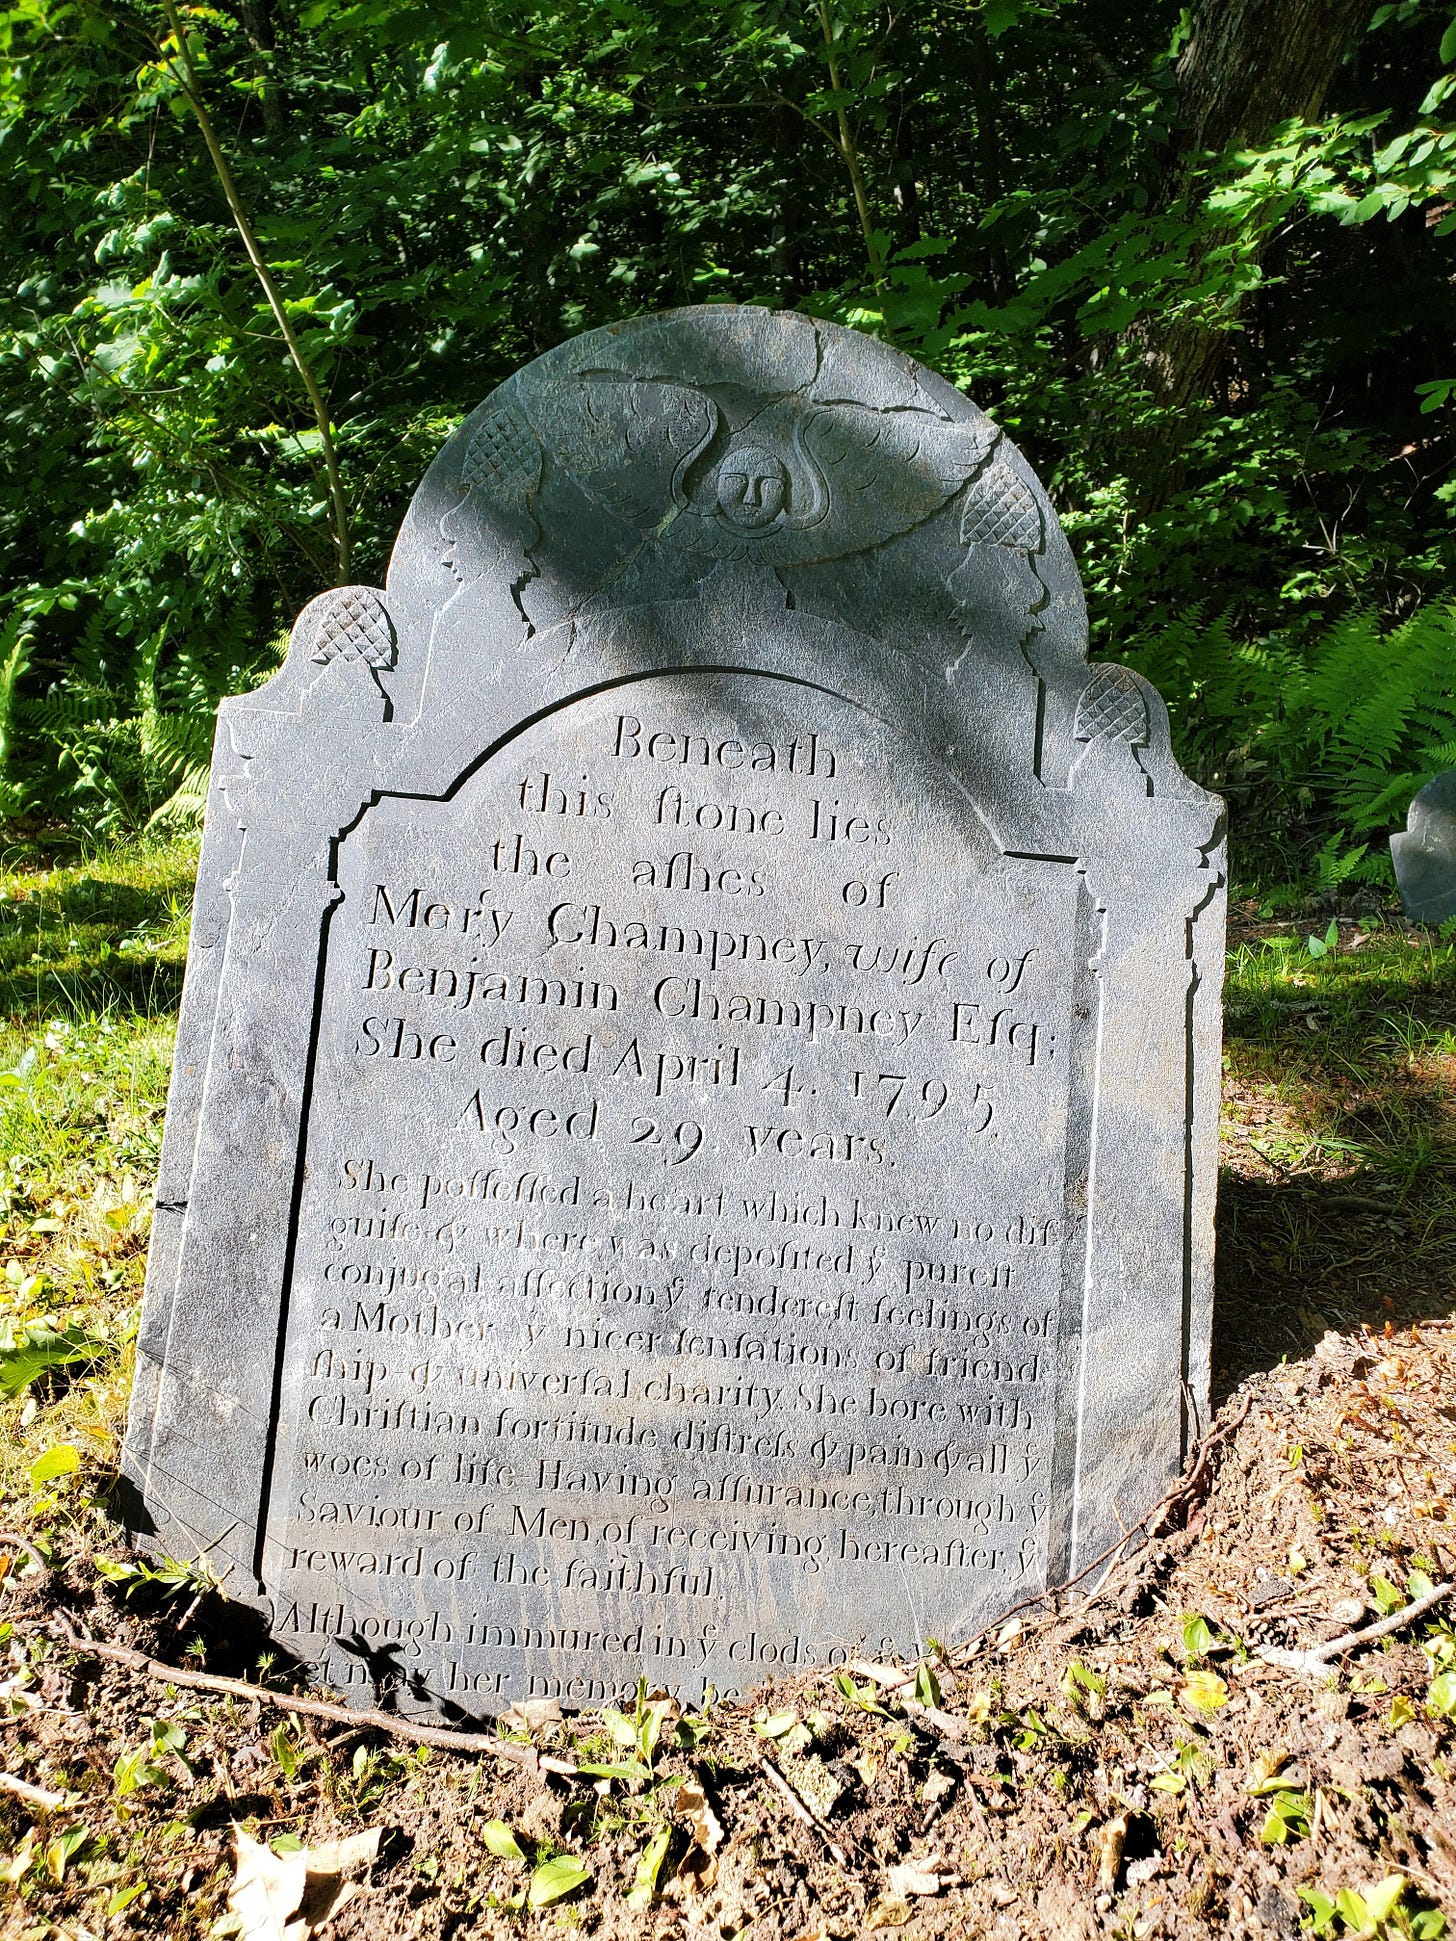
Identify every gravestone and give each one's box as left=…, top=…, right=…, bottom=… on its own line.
left=1391, top=771, right=1456, bottom=927
left=124, top=307, right=1226, bottom=1713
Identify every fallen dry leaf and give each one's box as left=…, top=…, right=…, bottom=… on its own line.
left=864, top=1895, right=914, bottom=1928
left=1097, top=1813, right=1128, bottom=1893
left=886, top=1861, right=943, bottom=1898
left=500, top=1696, right=563, bottom=1734
left=677, top=1776, right=724, bottom=1855
left=228, top=1824, right=381, bottom=1941
left=1246, top=1747, right=1290, bottom=1794
left=230, top=1829, right=306, bottom=1941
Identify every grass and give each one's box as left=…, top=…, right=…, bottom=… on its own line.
left=1213, top=904, right=1456, bottom=1394
left=0, top=835, right=194, bottom=1516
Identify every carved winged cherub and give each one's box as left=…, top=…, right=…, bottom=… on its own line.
left=443, top=372, right=1021, bottom=642
left=528, top=377, right=1002, bottom=569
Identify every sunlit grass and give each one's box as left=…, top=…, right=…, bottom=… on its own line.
left=0, top=837, right=195, bottom=1522
left=1216, top=910, right=1456, bottom=1386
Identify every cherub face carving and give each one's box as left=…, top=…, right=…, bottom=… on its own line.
left=714, top=443, right=788, bottom=531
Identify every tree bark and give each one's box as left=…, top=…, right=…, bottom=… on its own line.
left=1176, top=0, right=1370, bottom=163
left=237, top=0, right=289, bottom=138
left=965, top=20, right=1008, bottom=304
left=1142, top=0, right=1369, bottom=413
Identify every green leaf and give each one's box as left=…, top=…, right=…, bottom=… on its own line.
left=913, top=1661, right=942, bottom=1708
left=1061, top=1660, right=1107, bottom=1699
left=577, top=1759, right=652, bottom=1781
left=602, top=1707, right=640, bottom=1750
left=1427, top=1669, right=1456, bottom=1718
left=1180, top=1670, right=1229, bottom=1714
left=1181, top=1613, right=1216, bottom=1660
left=0, top=1327, right=110, bottom=1398
left=1364, top=1875, right=1406, bottom=1922
left=29, top=1443, right=80, bottom=1488
left=1371, top=1573, right=1404, bottom=1615
left=527, top=1854, right=590, bottom=1907
left=753, top=1710, right=800, bottom=1739
left=1440, top=17, right=1456, bottom=64
left=481, top=1819, right=525, bottom=1861
left=1259, top=1790, right=1312, bottom=1845
left=1296, top=1885, right=1337, bottom=1936
left=625, top=1824, right=671, bottom=1908
left=833, top=1671, right=889, bottom=1716
left=268, top=1724, right=298, bottom=1781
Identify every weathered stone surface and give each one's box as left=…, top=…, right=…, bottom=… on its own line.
left=1391, top=771, right=1456, bottom=926
left=123, top=307, right=1226, bottom=1714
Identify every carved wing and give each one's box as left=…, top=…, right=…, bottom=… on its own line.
left=806, top=404, right=1000, bottom=523
left=530, top=379, right=720, bottom=527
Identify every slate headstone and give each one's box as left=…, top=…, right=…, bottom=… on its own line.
left=124, top=307, right=1226, bottom=1713
left=1391, top=771, right=1456, bottom=927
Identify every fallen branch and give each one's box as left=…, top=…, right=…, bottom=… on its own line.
left=756, top=1752, right=852, bottom=1870
left=1251, top=1581, right=1453, bottom=1679
left=44, top=1616, right=576, bottom=1772
left=0, top=1770, right=66, bottom=1810
left=957, top=1394, right=1253, bottom=1658
left=848, top=1659, right=914, bottom=1691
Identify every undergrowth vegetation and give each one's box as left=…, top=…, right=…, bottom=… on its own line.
left=1, top=0, right=1454, bottom=881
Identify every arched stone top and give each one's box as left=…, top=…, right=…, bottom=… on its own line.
left=380, top=307, right=1089, bottom=702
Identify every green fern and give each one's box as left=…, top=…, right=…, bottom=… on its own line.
left=1125, top=600, right=1456, bottom=880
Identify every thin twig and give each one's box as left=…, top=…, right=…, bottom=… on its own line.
left=1252, top=1581, right=1453, bottom=1678
left=0, top=1771, right=67, bottom=1810
left=157, top=0, right=351, bottom=581
left=45, top=1616, right=573, bottom=1770
left=812, top=0, right=884, bottom=286
left=0, top=1532, right=49, bottom=1580
left=756, top=1752, right=852, bottom=1870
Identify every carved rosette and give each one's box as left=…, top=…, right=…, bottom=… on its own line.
left=1074, top=664, right=1149, bottom=747
left=960, top=459, right=1043, bottom=552
left=300, top=587, right=397, bottom=670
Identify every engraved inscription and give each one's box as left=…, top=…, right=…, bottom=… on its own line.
left=263, top=672, right=1084, bottom=1706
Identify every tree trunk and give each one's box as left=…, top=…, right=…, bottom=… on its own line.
left=1142, top=0, right=1368, bottom=412
left=966, top=21, right=1008, bottom=304
left=770, top=102, right=805, bottom=310
left=1176, top=0, right=1370, bottom=163
left=237, top=0, right=289, bottom=138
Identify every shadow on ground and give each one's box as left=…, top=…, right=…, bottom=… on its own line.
left=1213, top=929, right=1456, bottom=1401
left=0, top=850, right=196, bottom=1025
